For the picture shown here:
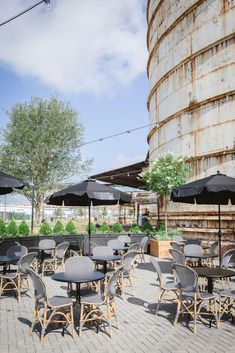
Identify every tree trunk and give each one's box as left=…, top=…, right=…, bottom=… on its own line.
left=164, top=194, right=168, bottom=235
left=34, top=191, right=44, bottom=225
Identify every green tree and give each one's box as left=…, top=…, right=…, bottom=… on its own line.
left=98, top=222, right=111, bottom=234
left=39, top=221, right=52, bottom=235
left=7, top=220, right=18, bottom=236
left=65, top=220, right=76, bottom=234
left=85, top=222, right=96, bottom=234
left=53, top=220, right=65, bottom=234
left=18, top=221, right=30, bottom=236
left=140, top=153, right=189, bottom=233
left=0, top=219, right=6, bottom=236
left=111, top=222, right=123, bottom=233
left=0, top=96, right=91, bottom=224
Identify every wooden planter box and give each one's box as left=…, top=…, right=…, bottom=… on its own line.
left=150, top=239, right=171, bottom=258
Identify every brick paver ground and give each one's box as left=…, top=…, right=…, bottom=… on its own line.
left=0, top=255, right=234, bottom=353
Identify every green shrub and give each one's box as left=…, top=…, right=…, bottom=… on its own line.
left=111, top=222, right=123, bottom=233
left=39, top=221, right=52, bottom=235
left=65, top=220, right=77, bottom=234
left=53, top=220, right=65, bottom=234
left=151, top=228, right=181, bottom=241
left=86, top=222, right=96, bottom=234
left=141, top=221, right=153, bottom=233
left=129, top=224, right=142, bottom=234
left=98, top=222, right=111, bottom=234
left=18, top=221, right=30, bottom=236
left=0, top=219, right=6, bottom=236
left=7, top=220, right=18, bottom=236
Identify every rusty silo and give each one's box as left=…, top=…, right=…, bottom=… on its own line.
left=147, top=0, right=235, bottom=240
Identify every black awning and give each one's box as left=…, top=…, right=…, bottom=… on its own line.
left=90, top=160, right=148, bottom=189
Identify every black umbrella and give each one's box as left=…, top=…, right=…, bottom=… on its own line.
left=0, top=171, right=26, bottom=195
left=45, top=179, right=132, bottom=254
left=171, top=171, right=235, bottom=266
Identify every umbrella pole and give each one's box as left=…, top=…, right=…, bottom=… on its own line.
left=88, top=202, right=91, bottom=256
left=218, top=204, right=222, bottom=267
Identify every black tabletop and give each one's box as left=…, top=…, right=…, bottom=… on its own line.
left=111, top=246, right=129, bottom=251
left=51, top=271, right=104, bottom=284
left=91, top=255, right=121, bottom=262
left=0, top=255, right=20, bottom=263
left=194, top=266, right=235, bottom=279
left=185, top=253, right=217, bottom=259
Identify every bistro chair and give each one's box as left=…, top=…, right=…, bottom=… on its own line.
left=27, top=268, right=74, bottom=343
left=107, top=239, right=124, bottom=255
left=0, top=252, right=37, bottom=302
left=128, top=243, right=140, bottom=251
left=38, top=239, right=56, bottom=255
left=204, top=241, right=218, bottom=267
left=173, top=264, right=218, bottom=333
left=117, top=235, right=131, bottom=245
left=216, top=249, right=235, bottom=289
left=169, top=249, right=186, bottom=265
left=80, top=237, right=98, bottom=255
left=119, top=250, right=138, bottom=299
left=79, top=267, right=123, bottom=337
left=170, top=242, right=182, bottom=252
left=138, top=236, right=149, bottom=263
left=65, top=256, right=97, bottom=297
left=218, top=288, right=235, bottom=326
left=150, top=256, right=179, bottom=315
left=172, top=235, right=184, bottom=244
left=184, top=244, right=203, bottom=266
left=7, top=244, right=28, bottom=257
left=42, top=242, right=69, bottom=276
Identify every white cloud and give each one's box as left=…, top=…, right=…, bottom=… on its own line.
left=109, top=153, right=146, bottom=169
left=0, top=0, right=147, bottom=96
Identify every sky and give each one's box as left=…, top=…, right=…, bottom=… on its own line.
left=0, top=0, right=149, bottom=179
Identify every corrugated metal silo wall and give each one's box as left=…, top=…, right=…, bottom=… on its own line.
left=147, top=0, right=235, bottom=240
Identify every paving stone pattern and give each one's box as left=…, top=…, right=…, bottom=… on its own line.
left=0, top=255, right=234, bottom=353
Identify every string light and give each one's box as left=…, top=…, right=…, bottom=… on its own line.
left=80, top=122, right=158, bottom=147
left=0, top=0, right=50, bottom=27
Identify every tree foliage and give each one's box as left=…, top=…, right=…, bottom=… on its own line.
left=7, top=220, right=18, bottom=236
left=39, top=221, right=52, bottom=235
left=18, top=221, right=30, bottom=236
left=98, top=222, right=111, bottom=234
left=0, top=219, right=6, bottom=235
left=140, top=153, right=189, bottom=232
left=111, top=222, right=123, bottom=233
left=65, top=220, right=77, bottom=234
left=140, top=153, right=189, bottom=197
left=0, top=96, right=91, bottom=224
left=53, top=220, right=64, bottom=234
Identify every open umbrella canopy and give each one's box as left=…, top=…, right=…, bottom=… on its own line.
left=171, top=171, right=235, bottom=204
left=45, top=179, right=132, bottom=206
left=171, top=171, right=235, bottom=266
left=0, top=171, right=26, bottom=195
left=45, top=180, right=132, bottom=255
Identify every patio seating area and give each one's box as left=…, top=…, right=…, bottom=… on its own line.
left=0, top=253, right=235, bottom=353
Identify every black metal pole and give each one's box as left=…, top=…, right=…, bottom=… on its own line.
left=88, top=202, right=91, bottom=256
left=218, top=204, right=222, bottom=267
left=137, top=203, right=140, bottom=225
left=31, top=184, right=35, bottom=234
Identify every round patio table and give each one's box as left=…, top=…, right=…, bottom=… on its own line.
left=52, top=271, right=104, bottom=303
left=0, top=255, right=20, bottom=274
left=111, top=245, right=129, bottom=255
left=193, top=266, right=235, bottom=293
left=90, top=255, right=121, bottom=274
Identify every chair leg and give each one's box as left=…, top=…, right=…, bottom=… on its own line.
left=155, top=290, right=165, bottom=315
left=174, top=299, right=182, bottom=326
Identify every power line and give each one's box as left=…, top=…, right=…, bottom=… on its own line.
left=0, top=0, right=50, bottom=27
left=80, top=122, right=157, bottom=147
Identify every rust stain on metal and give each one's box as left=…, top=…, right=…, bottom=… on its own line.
left=147, top=91, right=235, bottom=143
left=147, top=33, right=235, bottom=111
left=147, top=0, right=206, bottom=77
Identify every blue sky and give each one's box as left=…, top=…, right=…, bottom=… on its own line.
left=0, top=0, right=149, bottom=178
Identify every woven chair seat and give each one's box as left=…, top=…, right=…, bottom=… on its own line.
left=81, top=293, right=105, bottom=305
left=48, top=295, right=73, bottom=308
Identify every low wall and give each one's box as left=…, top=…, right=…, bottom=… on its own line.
left=0, top=233, right=147, bottom=256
